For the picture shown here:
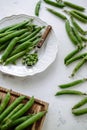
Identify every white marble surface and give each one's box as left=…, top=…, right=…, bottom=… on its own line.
left=0, top=0, right=87, bottom=130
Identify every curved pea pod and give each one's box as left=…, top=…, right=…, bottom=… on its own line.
left=64, top=1, right=85, bottom=11
left=72, top=107, right=87, bottom=116
left=69, top=11, right=87, bottom=23
left=0, top=20, right=30, bottom=34
left=44, top=0, right=65, bottom=8
left=72, top=97, right=87, bottom=109
left=4, top=47, right=34, bottom=65
left=64, top=47, right=82, bottom=64
left=72, top=26, right=83, bottom=48
left=0, top=42, right=9, bottom=52
left=0, top=29, right=27, bottom=44
left=59, top=78, right=87, bottom=89
left=55, top=90, right=87, bottom=96
left=65, top=20, right=79, bottom=46
left=71, top=16, right=87, bottom=35
left=47, top=7, right=67, bottom=20
left=10, top=41, right=33, bottom=56
left=0, top=92, right=10, bottom=114
left=19, top=27, right=42, bottom=43
left=15, top=111, right=46, bottom=130
left=71, top=55, right=87, bottom=77
left=6, top=20, right=29, bottom=32
left=66, top=53, right=87, bottom=65
left=73, top=10, right=87, bottom=19
left=0, top=95, right=25, bottom=122
left=81, top=35, right=87, bottom=42
left=3, top=103, right=24, bottom=123
left=1, top=37, right=19, bottom=62
left=35, top=0, right=41, bottom=16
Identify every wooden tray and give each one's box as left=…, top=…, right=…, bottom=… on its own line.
left=0, top=86, right=49, bottom=130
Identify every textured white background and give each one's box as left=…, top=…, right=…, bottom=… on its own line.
left=0, top=0, right=87, bottom=130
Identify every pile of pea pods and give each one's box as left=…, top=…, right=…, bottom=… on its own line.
left=35, top=0, right=87, bottom=116
left=0, top=19, right=44, bottom=66
left=0, top=92, right=46, bottom=130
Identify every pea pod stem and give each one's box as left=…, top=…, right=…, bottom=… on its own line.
left=55, top=90, right=87, bottom=96
left=59, top=78, right=87, bottom=89
left=71, top=55, right=87, bottom=77
left=46, top=7, right=67, bottom=20
left=66, top=53, right=87, bottom=65
left=64, top=1, right=85, bottom=11
left=15, top=111, right=46, bottom=130
left=65, top=20, right=79, bottom=46
left=71, top=16, right=87, bottom=35
left=43, top=0, right=65, bottom=8
left=72, top=107, right=87, bottom=116
left=35, top=0, right=41, bottom=16
left=0, top=92, right=10, bottom=114
left=72, top=97, right=87, bottom=109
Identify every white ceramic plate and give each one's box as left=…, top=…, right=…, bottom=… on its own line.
left=0, top=14, right=58, bottom=77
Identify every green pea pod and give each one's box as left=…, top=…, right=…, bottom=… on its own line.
left=6, top=20, right=29, bottom=32
left=71, top=16, right=87, bottom=35
left=15, top=111, right=46, bottom=130
left=69, top=11, right=87, bottom=23
left=0, top=42, right=9, bottom=52
left=55, top=90, right=87, bottom=96
left=47, top=8, right=67, bottom=20
left=4, top=47, right=34, bottom=65
left=72, top=97, right=87, bottom=109
left=0, top=29, right=27, bottom=44
left=73, top=10, right=87, bottom=19
left=0, top=96, right=25, bottom=122
left=64, top=47, right=82, bottom=64
left=66, top=53, right=87, bottom=65
left=1, top=37, right=19, bottom=62
left=3, top=104, right=24, bottom=123
left=81, top=35, right=87, bottom=42
left=71, top=55, right=87, bottom=77
left=64, top=1, right=85, bottom=11
left=72, top=107, right=87, bottom=116
left=65, top=20, right=79, bottom=46
left=19, top=27, right=42, bottom=43
left=59, top=78, right=87, bottom=89
left=0, top=92, right=10, bottom=114
left=35, top=0, right=41, bottom=16
left=44, top=0, right=65, bottom=8
left=72, top=27, right=83, bottom=48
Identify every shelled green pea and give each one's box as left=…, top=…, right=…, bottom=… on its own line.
left=22, top=53, right=38, bottom=66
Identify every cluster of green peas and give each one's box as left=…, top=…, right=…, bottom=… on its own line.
left=0, top=92, right=46, bottom=130
left=22, top=53, right=38, bottom=66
